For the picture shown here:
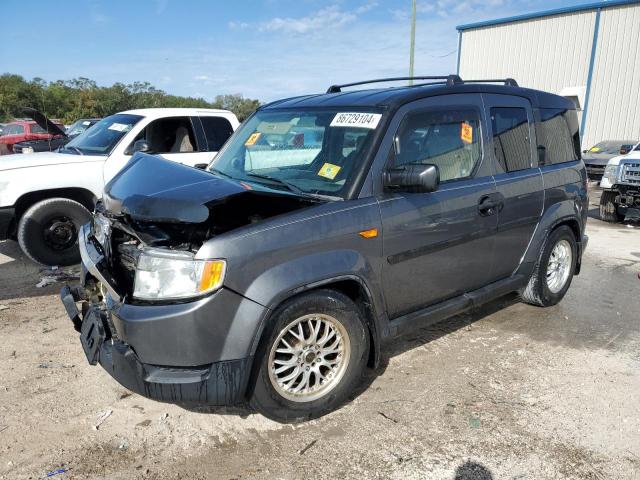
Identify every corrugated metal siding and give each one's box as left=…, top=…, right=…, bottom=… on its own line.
left=583, top=4, right=640, bottom=147
left=459, top=11, right=595, bottom=94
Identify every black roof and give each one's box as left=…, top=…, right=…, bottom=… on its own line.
left=261, top=80, right=574, bottom=112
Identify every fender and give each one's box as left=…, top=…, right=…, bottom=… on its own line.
left=237, top=249, right=386, bottom=359
left=516, top=199, right=584, bottom=277
left=0, top=159, right=105, bottom=208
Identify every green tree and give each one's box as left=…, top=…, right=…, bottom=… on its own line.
left=0, top=74, right=260, bottom=123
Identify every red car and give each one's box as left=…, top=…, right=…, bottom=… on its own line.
left=0, top=119, right=65, bottom=155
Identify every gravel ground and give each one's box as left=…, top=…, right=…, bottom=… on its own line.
left=1, top=184, right=639, bottom=480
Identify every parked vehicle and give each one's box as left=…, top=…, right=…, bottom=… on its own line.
left=61, top=75, right=588, bottom=422
left=0, top=108, right=239, bottom=266
left=599, top=144, right=640, bottom=222
left=583, top=140, right=638, bottom=181
left=13, top=113, right=101, bottom=154
left=0, top=117, right=66, bottom=155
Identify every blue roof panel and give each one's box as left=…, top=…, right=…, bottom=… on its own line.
left=457, top=0, right=640, bottom=31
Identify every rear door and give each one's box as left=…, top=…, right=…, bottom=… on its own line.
left=378, top=94, right=500, bottom=318
left=483, top=94, right=544, bottom=280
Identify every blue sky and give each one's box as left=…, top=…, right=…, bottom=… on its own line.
left=0, top=0, right=589, bottom=102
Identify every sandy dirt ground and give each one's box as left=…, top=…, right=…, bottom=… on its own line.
left=1, top=185, right=639, bottom=480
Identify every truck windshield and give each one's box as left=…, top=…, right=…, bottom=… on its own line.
left=209, top=109, right=383, bottom=199
left=61, top=114, right=142, bottom=155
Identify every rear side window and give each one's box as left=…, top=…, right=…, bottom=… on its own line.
left=2, top=124, right=25, bottom=135
left=200, top=116, right=234, bottom=151
left=537, top=108, right=580, bottom=164
left=490, top=107, right=531, bottom=172
left=393, top=108, right=482, bottom=182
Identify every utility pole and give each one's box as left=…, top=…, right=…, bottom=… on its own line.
left=409, top=0, right=416, bottom=85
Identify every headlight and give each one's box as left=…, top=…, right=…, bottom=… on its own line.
left=133, top=248, right=226, bottom=300
left=603, top=165, right=619, bottom=183
left=22, top=147, right=34, bottom=154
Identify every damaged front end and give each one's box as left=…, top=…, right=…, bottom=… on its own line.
left=60, top=153, right=321, bottom=404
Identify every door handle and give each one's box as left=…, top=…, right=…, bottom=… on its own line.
left=478, top=195, right=503, bottom=216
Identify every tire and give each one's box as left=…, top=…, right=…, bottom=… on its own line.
left=250, top=289, right=369, bottom=422
left=17, top=198, right=91, bottom=266
left=520, top=226, right=577, bottom=307
left=599, top=191, right=623, bottom=223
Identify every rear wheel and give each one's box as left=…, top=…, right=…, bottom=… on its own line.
left=250, top=290, right=369, bottom=422
left=520, top=226, right=577, bottom=307
left=17, top=198, right=91, bottom=266
left=599, top=191, right=623, bottom=223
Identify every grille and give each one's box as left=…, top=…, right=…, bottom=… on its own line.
left=621, top=163, right=640, bottom=185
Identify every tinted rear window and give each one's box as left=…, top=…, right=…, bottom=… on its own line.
left=537, top=108, right=580, bottom=164
left=200, top=116, right=234, bottom=151
left=490, top=107, right=532, bottom=172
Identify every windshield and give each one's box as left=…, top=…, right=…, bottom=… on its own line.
left=61, top=114, right=142, bottom=155
left=66, top=119, right=97, bottom=137
left=209, top=109, right=382, bottom=199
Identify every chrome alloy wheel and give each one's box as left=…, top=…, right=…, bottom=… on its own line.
left=268, top=313, right=351, bottom=403
left=546, top=239, right=572, bottom=293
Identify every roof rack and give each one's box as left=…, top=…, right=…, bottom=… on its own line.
left=326, top=75, right=518, bottom=93
left=464, top=78, right=519, bottom=87
left=326, top=75, right=463, bottom=93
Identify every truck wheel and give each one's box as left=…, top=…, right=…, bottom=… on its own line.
left=250, top=289, right=369, bottom=422
left=17, top=198, right=91, bottom=266
left=599, top=191, right=623, bottom=223
left=520, top=226, right=577, bottom=307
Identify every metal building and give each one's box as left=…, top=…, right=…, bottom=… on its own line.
left=456, top=0, right=640, bottom=149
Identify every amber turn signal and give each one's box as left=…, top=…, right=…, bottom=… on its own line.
left=358, top=228, right=378, bottom=238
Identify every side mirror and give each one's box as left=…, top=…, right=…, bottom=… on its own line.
left=194, top=163, right=208, bottom=170
left=133, top=139, right=152, bottom=153
left=582, top=149, right=588, bottom=154
left=384, top=164, right=439, bottom=193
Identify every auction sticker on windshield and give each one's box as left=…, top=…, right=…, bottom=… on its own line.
left=330, top=112, right=382, bottom=129
left=108, top=123, right=131, bottom=132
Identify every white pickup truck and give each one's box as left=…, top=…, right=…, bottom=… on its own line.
left=0, top=108, right=239, bottom=265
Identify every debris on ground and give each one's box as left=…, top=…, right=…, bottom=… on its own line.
left=299, top=439, right=318, bottom=455
left=36, top=268, right=80, bottom=288
left=93, top=410, right=113, bottom=430
left=0, top=304, right=8, bottom=311
left=45, top=468, right=68, bottom=477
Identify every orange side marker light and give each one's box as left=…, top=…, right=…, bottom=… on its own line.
left=359, top=228, right=378, bottom=239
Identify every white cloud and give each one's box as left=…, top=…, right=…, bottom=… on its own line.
left=228, top=21, right=249, bottom=30
left=260, top=3, right=379, bottom=34
left=193, top=75, right=209, bottom=81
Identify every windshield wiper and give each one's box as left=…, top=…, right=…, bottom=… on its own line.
left=210, top=168, right=234, bottom=179
left=245, top=173, right=340, bottom=201
left=65, top=145, right=84, bottom=155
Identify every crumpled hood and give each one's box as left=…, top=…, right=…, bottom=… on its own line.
left=0, top=150, right=104, bottom=171
left=103, top=153, right=249, bottom=223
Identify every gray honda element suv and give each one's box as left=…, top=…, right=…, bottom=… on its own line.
left=62, top=75, right=588, bottom=422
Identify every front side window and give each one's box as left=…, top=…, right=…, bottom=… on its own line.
left=200, top=116, right=234, bottom=151
left=393, top=108, right=482, bottom=182
left=62, top=114, right=142, bottom=155
left=210, top=109, right=382, bottom=199
left=491, top=107, right=532, bottom=172
left=133, top=117, right=196, bottom=154
left=537, top=108, right=579, bottom=164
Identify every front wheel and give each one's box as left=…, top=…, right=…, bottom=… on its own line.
left=599, top=191, right=623, bottom=223
left=17, top=198, right=91, bottom=266
left=250, top=290, right=369, bottom=422
left=520, top=226, right=577, bottom=307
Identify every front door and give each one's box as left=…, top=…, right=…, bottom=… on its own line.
left=379, top=95, right=499, bottom=318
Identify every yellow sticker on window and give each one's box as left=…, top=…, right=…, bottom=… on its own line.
left=590, top=146, right=601, bottom=152
left=245, top=132, right=261, bottom=146
left=461, top=122, right=473, bottom=144
left=318, top=162, right=341, bottom=180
